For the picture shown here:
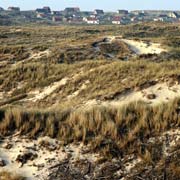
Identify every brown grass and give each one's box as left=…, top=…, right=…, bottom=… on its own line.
left=0, top=171, right=26, bottom=180
left=0, top=23, right=180, bottom=179
left=2, top=59, right=180, bottom=110
left=0, top=98, right=179, bottom=158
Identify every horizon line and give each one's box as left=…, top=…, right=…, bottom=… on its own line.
left=1, top=6, right=180, bottom=12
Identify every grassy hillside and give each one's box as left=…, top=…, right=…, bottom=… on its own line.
left=0, top=23, right=180, bottom=179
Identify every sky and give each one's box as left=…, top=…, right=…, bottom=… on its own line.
left=0, top=0, right=180, bottom=11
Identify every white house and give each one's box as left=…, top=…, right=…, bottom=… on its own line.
left=153, top=18, right=164, bottom=22
left=168, top=12, right=178, bottom=19
left=84, top=17, right=99, bottom=24
left=37, top=13, right=46, bottom=18
left=90, top=14, right=96, bottom=18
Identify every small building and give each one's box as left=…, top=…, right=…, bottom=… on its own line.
left=84, top=17, right=99, bottom=24
left=94, top=9, right=104, bottom=15
left=153, top=17, right=164, bottom=22
left=68, top=17, right=83, bottom=24
left=36, top=8, right=47, bottom=14
left=52, top=16, right=63, bottom=22
left=90, top=14, right=97, bottom=18
left=8, top=7, right=20, bottom=11
left=43, top=6, right=51, bottom=13
left=64, top=7, right=80, bottom=15
left=130, top=17, right=138, bottom=22
left=0, top=7, right=4, bottom=11
left=112, top=16, right=121, bottom=24
left=37, top=13, right=47, bottom=18
left=168, top=12, right=178, bottom=19
left=36, top=7, right=50, bottom=14
left=131, top=10, right=145, bottom=16
left=51, top=11, right=62, bottom=15
left=117, top=10, right=128, bottom=15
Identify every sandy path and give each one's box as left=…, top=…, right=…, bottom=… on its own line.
left=26, top=70, right=86, bottom=103
left=27, top=78, right=68, bottom=102
left=13, top=50, right=51, bottom=67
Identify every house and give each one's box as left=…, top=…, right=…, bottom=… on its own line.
left=131, top=10, right=145, bottom=16
left=51, top=11, right=62, bottom=15
left=37, top=13, right=47, bottom=18
left=112, top=16, right=121, bottom=24
left=89, top=14, right=95, bottom=18
left=94, top=9, right=104, bottom=15
left=153, top=17, right=164, bottom=22
left=52, top=16, right=63, bottom=22
left=117, top=10, right=128, bottom=15
left=36, top=7, right=50, bottom=14
left=168, top=12, right=178, bottom=18
left=8, top=7, right=20, bottom=11
left=43, top=6, right=51, bottom=13
left=68, top=17, right=83, bottom=24
left=130, top=17, right=139, bottom=23
left=36, top=8, right=48, bottom=14
left=64, top=7, right=80, bottom=15
left=0, top=7, right=4, bottom=11
left=84, top=17, right=99, bottom=24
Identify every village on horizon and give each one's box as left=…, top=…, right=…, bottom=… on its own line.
left=1, top=6, right=180, bottom=25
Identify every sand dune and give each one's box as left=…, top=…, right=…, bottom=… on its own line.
left=121, top=39, right=166, bottom=55
left=84, top=82, right=180, bottom=108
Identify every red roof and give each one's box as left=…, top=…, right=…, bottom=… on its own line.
left=112, top=16, right=121, bottom=21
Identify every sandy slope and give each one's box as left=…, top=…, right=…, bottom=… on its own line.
left=106, top=36, right=166, bottom=55
left=26, top=78, right=68, bottom=102
left=121, top=39, right=166, bottom=55
left=84, top=83, right=180, bottom=108
left=13, top=50, right=51, bottom=67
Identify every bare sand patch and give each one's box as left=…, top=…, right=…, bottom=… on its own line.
left=84, top=83, right=180, bottom=108
left=106, top=36, right=166, bottom=55
left=26, top=77, right=68, bottom=102
left=121, top=39, right=166, bottom=55
left=0, top=135, right=99, bottom=180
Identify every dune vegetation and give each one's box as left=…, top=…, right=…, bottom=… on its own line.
left=0, top=171, right=25, bottom=180
left=0, top=22, right=180, bottom=179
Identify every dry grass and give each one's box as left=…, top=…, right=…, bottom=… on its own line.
left=1, top=59, right=180, bottom=110
left=1, top=23, right=180, bottom=109
left=130, top=143, right=180, bottom=179
left=0, top=171, right=26, bottom=180
left=0, top=97, right=179, bottom=158
left=0, top=22, right=180, bottom=179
